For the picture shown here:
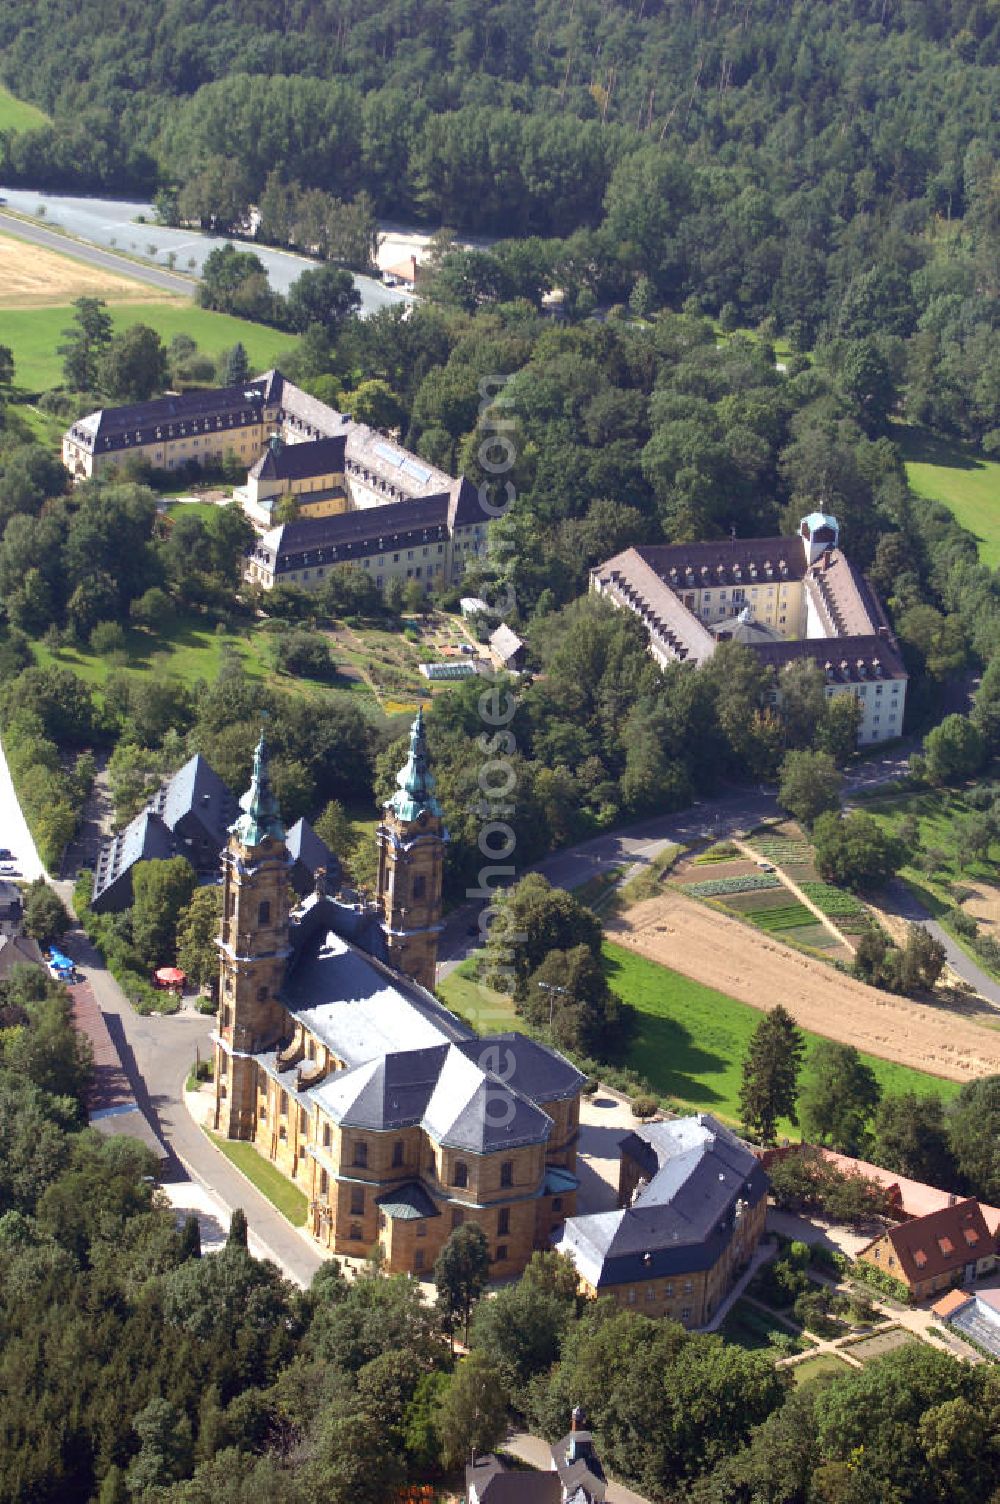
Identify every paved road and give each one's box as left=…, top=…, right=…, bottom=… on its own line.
left=0, top=188, right=411, bottom=314
left=0, top=211, right=196, bottom=296
left=882, top=877, right=1000, bottom=1006
left=61, top=927, right=325, bottom=1286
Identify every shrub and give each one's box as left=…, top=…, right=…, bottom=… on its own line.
left=631, top=1094, right=659, bottom=1119
left=89, top=620, right=128, bottom=656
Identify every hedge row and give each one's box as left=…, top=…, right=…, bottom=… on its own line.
left=0, top=711, right=92, bottom=870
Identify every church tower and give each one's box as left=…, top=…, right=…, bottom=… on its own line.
left=376, top=708, right=446, bottom=991
left=213, top=733, right=292, bottom=1139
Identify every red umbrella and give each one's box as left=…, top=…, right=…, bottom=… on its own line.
left=155, top=967, right=186, bottom=985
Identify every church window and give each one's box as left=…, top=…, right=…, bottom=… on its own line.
left=452, top=1162, right=468, bottom=1188
left=392, top=1140, right=404, bottom=1167
left=497, top=1208, right=510, bottom=1236
left=299, top=1107, right=307, bottom=1133
left=226, top=891, right=235, bottom=918
left=412, top=874, right=427, bottom=900
left=353, top=1140, right=368, bottom=1169
left=349, top=1221, right=363, bottom=1241
left=350, top=1186, right=365, bottom=1216
left=500, top=1160, right=513, bottom=1188
left=258, top=900, right=271, bottom=925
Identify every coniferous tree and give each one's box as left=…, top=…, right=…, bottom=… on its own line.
left=180, top=1212, right=202, bottom=1260
left=739, top=1004, right=804, bottom=1144
left=223, top=341, right=251, bottom=387
left=227, top=1206, right=249, bottom=1249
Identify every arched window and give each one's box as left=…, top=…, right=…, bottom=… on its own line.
left=258, top=900, right=271, bottom=925
left=412, top=874, right=427, bottom=900
left=452, top=1161, right=468, bottom=1189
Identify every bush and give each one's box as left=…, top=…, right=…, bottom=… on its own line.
left=631, top=1094, right=659, bottom=1119
left=89, top=620, right=128, bottom=656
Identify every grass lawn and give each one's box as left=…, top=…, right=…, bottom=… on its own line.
left=604, top=941, right=961, bottom=1130
left=207, top=1131, right=308, bottom=1226
left=437, top=957, right=519, bottom=1034
left=863, top=783, right=1000, bottom=931
left=32, top=610, right=274, bottom=689
left=5, top=300, right=299, bottom=392
left=0, top=84, right=49, bottom=132
left=789, top=1353, right=853, bottom=1386
left=720, top=1299, right=812, bottom=1354
left=897, top=425, right=1000, bottom=570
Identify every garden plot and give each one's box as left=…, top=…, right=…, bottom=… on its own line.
left=841, top=1327, right=919, bottom=1364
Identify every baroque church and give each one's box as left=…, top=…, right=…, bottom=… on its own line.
left=212, top=712, right=584, bottom=1277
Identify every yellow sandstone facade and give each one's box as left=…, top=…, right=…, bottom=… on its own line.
left=212, top=721, right=584, bottom=1277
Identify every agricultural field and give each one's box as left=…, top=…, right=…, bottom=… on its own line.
left=0, top=83, right=49, bottom=132
left=672, top=830, right=856, bottom=956
left=603, top=941, right=961, bottom=1131
left=0, top=229, right=168, bottom=309
left=898, top=424, right=1000, bottom=570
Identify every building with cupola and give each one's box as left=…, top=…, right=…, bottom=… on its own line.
left=212, top=716, right=584, bottom=1276
left=592, top=513, right=907, bottom=745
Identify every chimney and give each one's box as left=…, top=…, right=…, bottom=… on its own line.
left=571, top=1405, right=585, bottom=1433
left=313, top=866, right=327, bottom=897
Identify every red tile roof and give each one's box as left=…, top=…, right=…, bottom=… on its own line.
left=865, top=1198, right=994, bottom=1286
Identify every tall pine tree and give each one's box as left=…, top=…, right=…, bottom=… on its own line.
left=739, top=1004, right=804, bottom=1144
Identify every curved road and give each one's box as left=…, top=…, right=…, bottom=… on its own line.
left=0, top=211, right=198, bottom=296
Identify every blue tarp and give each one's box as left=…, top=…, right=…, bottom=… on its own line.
left=48, top=949, right=75, bottom=973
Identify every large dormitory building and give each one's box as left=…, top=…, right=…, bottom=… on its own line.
left=63, top=369, right=488, bottom=596
left=212, top=714, right=585, bottom=1277
left=592, top=513, right=908, bottom=745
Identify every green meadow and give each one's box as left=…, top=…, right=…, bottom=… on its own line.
left=439, top=944, right=962, bottom=1134
left=5, top=301, right=299, bottom=392
left=0, top=83, right=49, bottom=132
left=604, top=941, right=961, bottom=1132
left=898, top=425, right=1000, bottom=570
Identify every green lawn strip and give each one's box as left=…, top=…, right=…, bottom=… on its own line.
left=207, top=1131, right=308, bottom=1226
left=4, top=301, right=299, bottom=392
left=897, top=424, right=1000, bottom=570
left=159, top=501, right=226, bottom=524
left=0, top=84, right=49, bottom=131
left=789, top=1353, right=854, bottom=1386
left=745, top=903, right=818, bottom=932
left=437, top=957, right=520, bottom=1034
left=603, top=941, right=961, bottom=1131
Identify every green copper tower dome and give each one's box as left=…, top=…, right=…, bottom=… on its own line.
left=231, top=731, right=285, bottom=846
left=387, top=707, right=442, bottom=822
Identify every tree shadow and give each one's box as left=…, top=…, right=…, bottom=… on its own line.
left=894, top=423, right=984, bottom=473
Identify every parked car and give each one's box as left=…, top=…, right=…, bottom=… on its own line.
left=755, top=860, right=776, bottom=872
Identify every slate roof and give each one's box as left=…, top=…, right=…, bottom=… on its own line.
left=455, top=1033, right=586, bottom=1104
left=307, top=1031, right=555, bottom=1153
left=551, top=1429, right=607, bottom=1502
left=92, top=811, right=176, bottom=909
left=636, top=537, right=809, bottom=585
left=66, top=379, right=271, bottom=453
left=282, top=928, right=473, bottom=1069
left=489, top=623, right=525, bottom=664
left=0, top=881, right=22, bottom=919
left=559, top=1114, right=768, bottom=1288
left=285, top=817, right=339, bottom=893
left=0, top=933, right=45, bottom=979
left=250, top=434, right=346, bottom=482
left=864, top=1199, right=994, bottom=1286
left=92, top=755, right=238, bottom=910
left=466, top=1457, right=560, bottom=1504
left=750, top=634, right=907, bottom=683
left=375, top=1181, right=440, bottom=1221
left=151, top=754, right=238, bottom=846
